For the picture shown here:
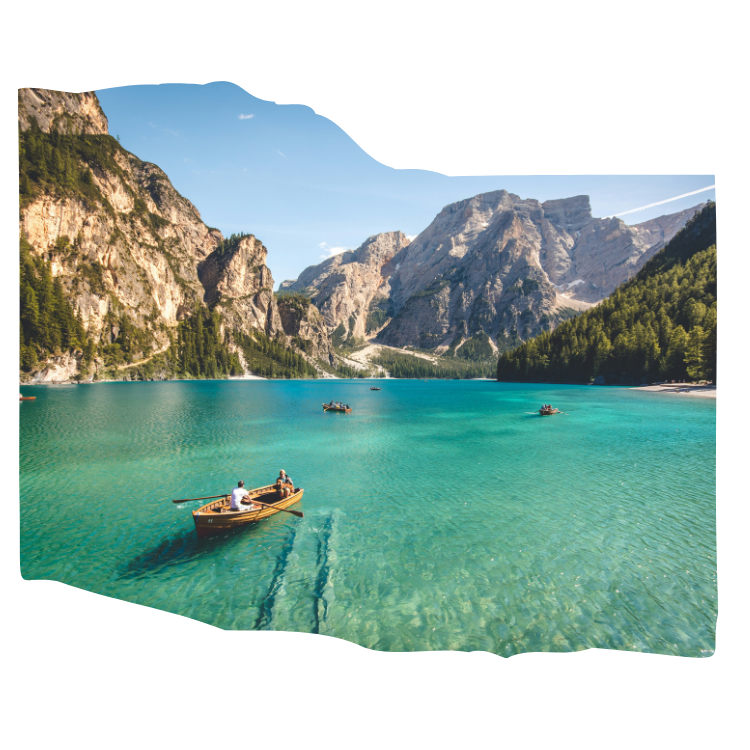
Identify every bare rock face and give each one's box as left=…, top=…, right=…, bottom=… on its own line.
left=557, top=205, right=707, bottom=303
left=376, top=190, right=703, bottom=350
left=18, top=88, right=324, bottom=382
left=380, top=191, right=569, bottom=349
left=277, top=297, right=335, bottom=364
left=283, top=231, right=410, bottom=339
left=31, top=353, right=82, bottom=383
left=631, top=204, right=707, bottom=254
left=18, top=88, right=108, bottom=135
left=198, top=235, right=284, bottom=337
left=19, top=93, right=221, bottom=350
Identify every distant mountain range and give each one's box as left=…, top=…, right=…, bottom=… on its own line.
left=282, top=192, right=704, bottom=356
left=18, top=87, right=705, bottom=383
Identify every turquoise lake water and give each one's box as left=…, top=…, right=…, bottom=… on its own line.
left=19, top=380, right=716, bottom=657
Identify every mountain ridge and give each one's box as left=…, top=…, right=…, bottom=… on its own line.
left=18, top=88, right=334, bottom=383
left=283, top=191, right=705, bottom=356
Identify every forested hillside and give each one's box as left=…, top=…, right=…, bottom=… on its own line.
left=496, top=203, right=717, bottom=384
left=18, top=88, right=333, bottom=383
left=371, top=349, right=494, bottom=379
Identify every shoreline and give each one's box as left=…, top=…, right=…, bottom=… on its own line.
left=629, top=383, right=716, bottom=399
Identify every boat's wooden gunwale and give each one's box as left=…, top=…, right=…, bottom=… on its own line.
left=192, top=485, right=303, bottom=537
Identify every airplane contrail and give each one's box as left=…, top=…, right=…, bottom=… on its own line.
left=607, top=184, right=715, bottom=218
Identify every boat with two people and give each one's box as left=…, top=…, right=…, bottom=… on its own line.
left=174, top=471, right=304, bottom=538
left=323, top=401, right=351, bottom=413
left=370, top=386, right=381, bottom=391
left=539, top=403, right=561, bottom=415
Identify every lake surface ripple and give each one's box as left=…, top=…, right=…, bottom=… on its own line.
left=20, top=380, right=716, bottom=657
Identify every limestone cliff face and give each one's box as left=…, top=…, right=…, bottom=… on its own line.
left=376, top=191, right=703, bottom=349
left=283, top=231, right=410, bottom=339
left=20, top=126, right=221, bottom=354
left=280, top=189, right=701, bottom=353
left=198, top=235, right=284, bottom=337
left=556, top=204, right=708, bottom=303
left=18, top=88, right=109, bottom=135
left=19, top=88, right=325, bottom=382
left=277, top=297, right=335, bottom=364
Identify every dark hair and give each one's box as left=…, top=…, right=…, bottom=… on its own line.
left=238, top=480, right=244, bottom=487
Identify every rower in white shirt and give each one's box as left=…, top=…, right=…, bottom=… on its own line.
left=230, top=480, right=258, bottom=512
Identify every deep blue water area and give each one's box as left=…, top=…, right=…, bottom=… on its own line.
left=19, top=380, right=716, bottom=656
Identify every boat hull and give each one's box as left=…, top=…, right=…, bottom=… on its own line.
left=323, top=404, right=351, bottom=413
left=192, top=485, right=303, bottom=538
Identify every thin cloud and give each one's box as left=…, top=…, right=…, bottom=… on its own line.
left=319, top=242, right=348, bottom=259
left=278, top=150, right=285, bottom=157
left=607, top=185, right=715, bottom=218
left=406, top=234, right=417, bottom=241
left=239, top=113, right=254, bottom=120
left=147, top=121, right=180, bottom=137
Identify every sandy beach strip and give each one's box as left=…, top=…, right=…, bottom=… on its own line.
left=630, top=383, right=716, bottom=398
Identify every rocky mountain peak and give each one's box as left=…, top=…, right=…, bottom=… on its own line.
left=18, top=88, right=109, bottom=135
left=541, top=195, right=593, bottom=233
left=283, top=230, right=410, bottom=340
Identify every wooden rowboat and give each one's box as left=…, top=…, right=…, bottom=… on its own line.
left=539, top=407, right=561, bottom=415
left=20, top=396, right=36, bottom=401
left=323, top=403, right=351, bottom=413
left=192, top=485, right=304, bottom=538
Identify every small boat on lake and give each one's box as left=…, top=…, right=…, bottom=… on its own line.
left=20, top=395, right=36, bottom=401
left=539, top=406, right=561, bottom=415
left=192, top=485, right=304, bottom=538
left=370, top=387, right=381, bottom=391
left=323, top=402, right=351, bottom=413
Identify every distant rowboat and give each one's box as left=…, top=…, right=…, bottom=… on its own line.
left=370, top=387, right=381, bottom=391
left=192, top=485, right=304, bottom=538
left=20, top=396, right=36, bottom=401
left=323, top=403, right=351, bottom=413
left=539, top=407, right=561, bottom=415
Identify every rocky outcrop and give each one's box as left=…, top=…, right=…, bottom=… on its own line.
left=556, top=204, right=707, bottom=303
left=18, top=88, right=109, bottom=135
left=198, top=234, right=284, bottom=338
left=30, top=353, right=83, bottom=383
left=21, top=160, right=222, bottom=347
left=277, top=297, right=335, bottom=364
left=630, top=204, right=707, bottom=256
left=375, top=190, right=703, bottom=350
left=278, top=189, right=702, bottom=354
left=19, top=88, right=332, bottom=382
left=283, top=231, right=410, bottom=340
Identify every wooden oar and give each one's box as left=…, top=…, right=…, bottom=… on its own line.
left=172, top=493, right=304, bottom=518
left=173, top=494, right=227, bottom=504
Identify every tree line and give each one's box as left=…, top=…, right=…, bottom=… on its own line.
left=233, top=330, right=318, bottom=379
left=496, top=203, right=717, bottom=384
left=371, top=349, right=495, bottom=379
left=20, top=237, right=89, bottom=371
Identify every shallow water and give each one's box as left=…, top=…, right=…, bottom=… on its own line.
left=19, top=380, right=716, bottom=656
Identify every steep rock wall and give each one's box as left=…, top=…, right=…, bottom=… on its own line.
left=282, top=231, right=409, bottom=339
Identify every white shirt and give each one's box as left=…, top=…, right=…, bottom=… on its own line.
left=230, top=487, right=249, bottom=510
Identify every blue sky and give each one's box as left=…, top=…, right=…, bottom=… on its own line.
left=97, top=82, right=715, bottom=287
